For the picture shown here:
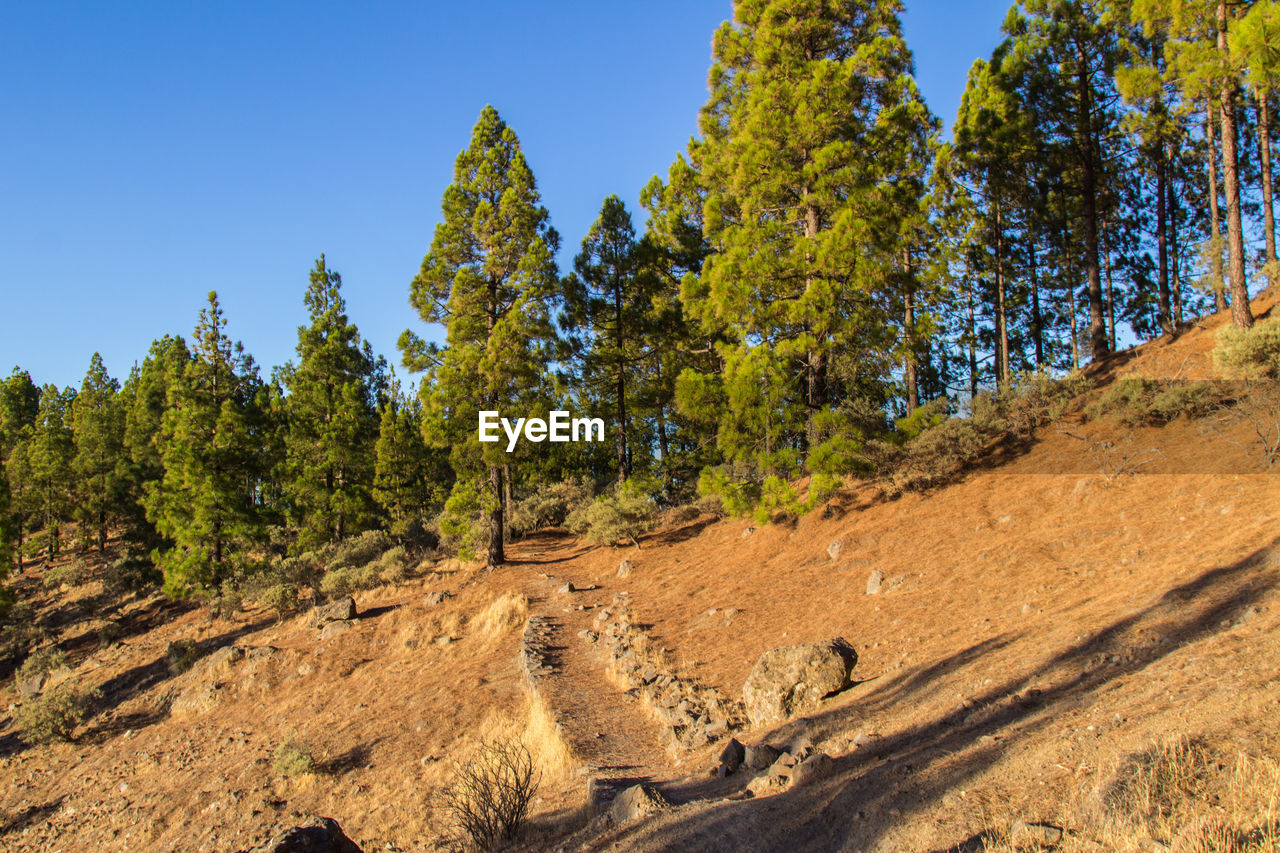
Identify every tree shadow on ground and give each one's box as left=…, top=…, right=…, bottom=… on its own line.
left=596, top=537, right=1279, bottom=853
left=0, top=796, right=64, bottom=838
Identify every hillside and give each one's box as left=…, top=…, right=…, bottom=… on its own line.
left=1, top=290, right=1278, bottom=853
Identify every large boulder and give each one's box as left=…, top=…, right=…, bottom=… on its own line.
left=256, top=816, right=362, bottom=852
left=310, top=596, right=356, bottom=629
left=741, top=638, right=858, bottom=726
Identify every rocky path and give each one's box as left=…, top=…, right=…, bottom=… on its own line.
left=510, top=540, right=679, bottom=802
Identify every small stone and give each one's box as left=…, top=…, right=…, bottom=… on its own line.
left=558, top=582, right=576, bottom=594
left=1010, top=821, right=1064, bottom=847
left=608, top=784, right=671, bottom=825
left=827, top=540, right=844, bottom=561
left=790, top=752, right=835, bottom=788
left=866, top=569, right=884, bottom=595
left=320, top=621, right=352, bottom=641
left=617, top=560, right=632, bottom=578
left=744, top=743, right=782, bottom=771
left=742, top=527, right=755, bottom=538
left=578, top=629, right=599, bottom=644
left=424, top=590, right=452, bottom=606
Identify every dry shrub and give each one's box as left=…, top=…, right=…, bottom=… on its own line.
left=41, top=560, right=86, bottom=590
left=14, top=683, right=99, bottom=744
left=319, top=564, right=382, bottom=598
left=1215, top=317, right=1280, bottom=379
left=566, top=479, right=658, bottom=547
left=272, top=736, right=317, bottom=778
left=166, top=639, right=201, bottom=675
left=509, top=478, right=593, bottom=536
left=441, top=737, right=540, bottom=852
left=1089, top=378, right=1225, bottom=426
left=470, top=593, right=528, bottom=639
left=258, top=583, right=303, bottom=619
left=326, top=530, right=394, bottom=571
left=1204, top=379, right=1280, bottom=469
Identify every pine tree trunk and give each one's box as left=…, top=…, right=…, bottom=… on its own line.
left=503, top=462, right=512, bottom=545
left=1218, top=39, right=1254, bottom=329
left=904, top=290, right=918, bottom=414
left=995, top=204, right=1009, bottom=387
left=1155, top=150, right=1173, bottom=334
left=966, top=284, right=978, bottom=403
left=615, top=280, right=628, bottom=483
left=488, top=463, right=504, bottom=565
left=903, top=249, right=918, bottom=413
left=1207, top=107, right=1228, bottom=312
left=1259, top=90, right=1276, bottom=282
left=98, top=508, right=107, bottom=551
left=1030, top=239, right=1044, bottom=369
left=1168, top=144, right=1184, bottom=327
left=1103, top=226, right=1117, bottom=350
left=1077, top=46, right=1109, bottom=363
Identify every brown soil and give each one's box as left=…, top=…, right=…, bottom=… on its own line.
left=1, top=291, right=1277, bottom=852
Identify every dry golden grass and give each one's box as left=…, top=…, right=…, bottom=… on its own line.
left=470, top=591, right=529, bottom=639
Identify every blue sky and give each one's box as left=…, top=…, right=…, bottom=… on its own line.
left=0, top=1, right=1011, bottom=389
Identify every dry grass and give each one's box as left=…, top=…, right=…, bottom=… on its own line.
left=470, top=591, right=529, bottom=639
left=523, top=692, right=576, bottom=782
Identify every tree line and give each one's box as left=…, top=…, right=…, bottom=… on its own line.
left=1, top=0, right=1276, bottom=594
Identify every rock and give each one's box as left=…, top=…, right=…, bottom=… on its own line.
left=608, top=784, right=671, bottom=825
left=578, top=629, right=599, bottom=644
left=1009, top=821, right=1063, bottom=847
left=866, top=569, right=884, bottom=595
left=319, top=621, right=352, bottom=641
left=204, top=645, right=245, bottom=675
left=742, top=527, right=755, bottom=538
left=744, top=743, right=782, bottom=771
left=310, top=596, right=356, bottom=628
left=746, top=774, right=784, bottom=797
left=705, top=718, right=729, bottom=740
left=16, top=671, right=46, bottom=699
left=171, top=682, right=224, bottom=717
left=790, top=752, right=835, bottom=788
left=617, top=560, right=632, bottom=578
left=558, top=582, right=577, bottom=594
left=827, top=540, right=844, bottom=561
left=741, top=637, right=858, bottom=726
left=424, top=590, right=452, bottom=606
left=718, top=738, right=745, bottom=774
left=255, top=816, right=362, bottom=852
left=42, top=665, right=74, bottom=692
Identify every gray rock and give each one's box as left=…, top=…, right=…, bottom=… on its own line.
left=790, top=752, right=835, bottom=787
left=827, top=540, right=844, bottom=561
left=1009, top=821, right=1065, bottom=847
left=16, top=671, right=46, bottom=699
left=608, top=784, right=671, bottom=825
left=741, top=637, right=858, bottom=726
left=866, top=569, right=884, bottom=595
left=617, top=560, right=632, bottom=578
left=311, top=596, right=356, bottom=628
left=424, top=590, right=452, bottom=606
left=744, top=743, right=782, bottom=770
left=256, top=816, right=362, bottom=852
left=320, top=621, right=352, bottom=641
left=718, top=737, right=745, bottom=774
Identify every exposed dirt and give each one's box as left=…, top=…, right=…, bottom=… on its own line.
left=0, top=292, right=1277, bottom=852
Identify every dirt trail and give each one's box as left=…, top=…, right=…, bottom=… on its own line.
left=512, top=535, right=677, bottom=793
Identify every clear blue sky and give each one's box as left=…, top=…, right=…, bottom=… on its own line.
left=0, top=1, right=1010, bottom=389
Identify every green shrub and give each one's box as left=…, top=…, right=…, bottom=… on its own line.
left=319, top=564, right=381, bottom=598
left=41, top=560, right=86, bottom=590
left=14, top=683, right=99, bottom=744
left=696, top=468, right=761, bottom=518
left=258, top=583, right=303, bottom=619
left=436, top=479, right=492, bottom=561
left=1090, top=378, right=1225, bottom=426
left=1001, top=371, right=1091, bottom=435
left=889, top=416, right=989, bottom=494
left=16, top=647, right=67, bottom=685
left=375, top=546, right=410, bottom=583
left=326, top=530, right=393, bottom=571
left=508, top=478, right=593, bottom=535
left=103, top=549, right=161, bottom=596
left=97, top=621, right=122, bottom=646
left=894, top=397, right=951, bottom=442
left=272, top=736, right=316, bottom=777
left=1214, top=317, right=1280, bottom=379
left=166, top=639, right=201, bottom=675
left=566, top=479, right=658, bottom=547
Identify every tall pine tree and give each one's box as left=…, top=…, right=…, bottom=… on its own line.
left=280, top=256, right=384, bottom=549
left=71, top=353, right=124, bottom=551
left=400, top=106, right=560, bottom=565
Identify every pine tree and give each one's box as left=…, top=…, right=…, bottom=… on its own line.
left=686, top=0, right=938, bottom=481
left=0, top=368, right=40, bottom=461
left=280, top=256, right=384, bottom=549
left=373, top=376, right=446, bottom=538
left=1232, top=2, right=1280, bottom=284
left=121, top=336, right=190, bottom=549
left=561, top=196, right=657, bottom=484
left=70, top=353, right=124, bottom=551
left=26, top=385, right=75, bottom=562
left=146, top=292, right=265, bottom=597
left=400, top=106, right=560, bottom=565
